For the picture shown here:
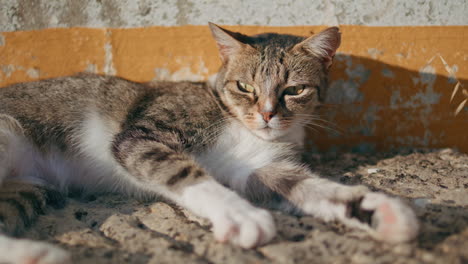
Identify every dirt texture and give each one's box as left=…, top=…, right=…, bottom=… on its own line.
left=24, top=148, right=468, bottom=264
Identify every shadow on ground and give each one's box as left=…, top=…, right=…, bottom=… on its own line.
left=23, top=148, right=468, bottom=264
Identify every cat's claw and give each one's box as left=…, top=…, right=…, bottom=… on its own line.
left=211, top=204, right=276, bottom=248
left=361, top=192, right=419, bottom=243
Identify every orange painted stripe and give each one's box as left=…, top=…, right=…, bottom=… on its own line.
left=0, top=26, right=467, bottom=152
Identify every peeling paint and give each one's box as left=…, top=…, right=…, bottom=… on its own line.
left=153, top=68, right=172, bottom=80
left=326, top=56, right=370, bottom=104
left=390, top=86, right=440, bottom=108
left=381, top=68, right=395, bottom=78
left=419, top=65, right=436, bottom=86
left=395, top=130, right=433, bottom=147
left=103, top=39, right=116, bottom=75
left=1, top=65, right=16, bottom=78
left=447, top=64, right=458, bottom=84
left=418, top=107, right=434, bottom=128
left=390, top=64, right=441, bottom=109
left=85, top=63, right=98, bottom=73
left=153, top=66, right=205, bottom=82
left=1, top=65, right=40, bottom=79
left=390, top=90, right=403, bottom=109
left=367, top=48, right=384, bottom=59
left=346, top=64, right=371, bottom=82
left=26, top=68, right=40, bottom=78
left=104, top=42, right=116, bottom=75
left=0, top=34, right=4, bottom=46
left=395, top=52, right=410, bottom=61
left=416, top=65, right=440, bottom=105
left=327, top=79, right=364, bottom=104
left=360, top=104, right=380, bottom=136
left=153, top=57, right=208, bottom=82
left=168, top=66, right=205, bottom=81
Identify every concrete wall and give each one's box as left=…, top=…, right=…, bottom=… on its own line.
left=0, top=1, right=467, bottom=152
left=1, top=0, right=467, bottom=32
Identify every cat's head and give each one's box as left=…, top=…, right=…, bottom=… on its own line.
left=209, top=23, right=340, bottom=141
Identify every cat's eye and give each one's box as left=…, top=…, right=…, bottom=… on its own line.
left=237, top=81, right=255, bottom=93
left=283, top=85, right=305, bottom=96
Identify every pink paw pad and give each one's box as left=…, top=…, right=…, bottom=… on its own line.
left=379, top=202, right=397, bottom=225
left=361, top=192, right=419, bottom=243
left=213, top=218, right=239, bottom=243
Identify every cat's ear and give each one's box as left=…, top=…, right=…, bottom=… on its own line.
left=293, top=27, right=341, bottom=69
left=208, top=22, right=253, bottom=63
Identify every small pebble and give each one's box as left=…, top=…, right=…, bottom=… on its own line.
left=367, top=168, right=380, bottom=174
left=420, top=252, right=435, bottom=262
left=351, top=254, right=375, bottom=264
left=393, top=244, right=412, bottom=256
left=413, top=198, right=431, bottom=208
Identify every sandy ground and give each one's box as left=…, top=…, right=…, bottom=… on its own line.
left=24, top=148, right=468, bottom=264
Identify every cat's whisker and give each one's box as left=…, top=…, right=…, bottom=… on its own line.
left=284, top=115, right=342, bottom=134
left=316, top=103, right=340, bottom=109
left=302, top=122, right=342, bottom=135
left=292, top=114, right=342, bottom=131
left=306, top=128, right=320, bottom=134
left=276, top=118, right=336, bottom=134
left=294, top=113, right=336, bottom=122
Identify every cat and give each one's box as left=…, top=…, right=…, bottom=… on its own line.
left=0, top=23, right=418, bottom=263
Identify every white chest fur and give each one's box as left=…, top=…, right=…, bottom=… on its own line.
left=194, top=121, right=303, bottom=192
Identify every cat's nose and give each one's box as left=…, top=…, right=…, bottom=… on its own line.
left=261, top=111, right=277, bottom=122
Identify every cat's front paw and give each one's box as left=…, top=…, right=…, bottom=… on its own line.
left=211, top=201, right=276, bottom=249
left=361, top=192, right=419, bottom=243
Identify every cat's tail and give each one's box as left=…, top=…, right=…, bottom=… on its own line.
left=0, top=181, right=65, bottom=236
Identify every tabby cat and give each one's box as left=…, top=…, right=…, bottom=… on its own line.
left=0, top=23, right=418, bottom=263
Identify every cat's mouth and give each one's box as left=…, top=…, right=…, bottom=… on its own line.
left=260, top=126, right=273, bottom=132
left=252, top=125, right=286, bottom=141
left=240, top=114, right=287, bottom=140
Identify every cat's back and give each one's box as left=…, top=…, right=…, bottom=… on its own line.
left=0, top=74, right=222, bottom=150
left=0, top=74, right=144, bottom=116
left=0, top=73, right=217, bottom=116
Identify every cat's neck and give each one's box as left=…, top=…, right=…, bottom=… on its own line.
left=195, top=117, right=303, bottom=190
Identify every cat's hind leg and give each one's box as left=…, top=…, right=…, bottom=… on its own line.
left=0, top=114, right=71, bottom=263
left=0, top=114, right=54, bottom=187
left=0, top=114, right=25, bottom=184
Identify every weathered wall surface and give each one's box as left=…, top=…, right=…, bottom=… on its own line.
left=0, top=1, right=467, bottom=152
left=1, top=0, right=467, bottom=31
